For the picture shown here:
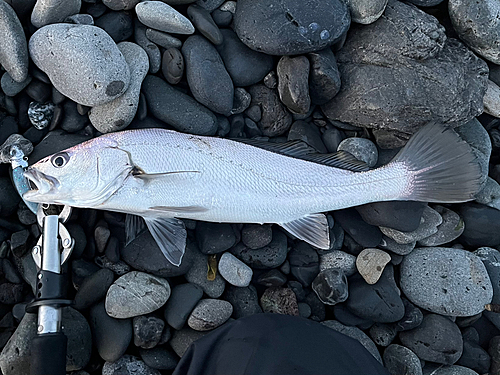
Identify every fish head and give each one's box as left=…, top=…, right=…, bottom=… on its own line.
left=23, top=137, right=132, bottom=207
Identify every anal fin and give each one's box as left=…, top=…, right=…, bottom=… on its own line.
left=279, top=213, right=330, bottom=250
left=125, top=214, right=146, bottom=246
left=144, top=217, right=187, bottom=266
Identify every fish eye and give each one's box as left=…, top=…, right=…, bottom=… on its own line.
left=50, top=152, right=70, bottom=168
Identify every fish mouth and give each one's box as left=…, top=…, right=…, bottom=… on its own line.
left=23, top=168, right=60, bottom=202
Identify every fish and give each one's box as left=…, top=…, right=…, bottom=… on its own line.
left=23, top=123, right=481, bottom=266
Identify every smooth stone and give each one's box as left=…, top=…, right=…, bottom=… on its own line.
left=356, top=248, right=391, bottom=285
left=102, top=355, right=160, bottom=375
left=140, top=347, right=178, bottom=370
left=170, top=327, right=207, bottom=357
left=322, top=320, right=382, bottom=363
left=94, top=224, right=110, bottom=253
left=456, top=340, right=490, bottom=374
left=0, top=1, right=28, bottom=82
left=319, top=250, right=357, bottom=276
left=287, top=120, right=328, bottom=153
left=31, top=0, right=81, bottom=28
left=146, top=29, right=182, bottom=49
left=105, top=271, right=171, bottom=318
left=196, top=0, right=223, bottom=11
left=308, top=49, right=341, bottom=105
left=102, top=0, right=140, bottom=10
left=474, top=247, right=500, bottom=304
left=332, top=304, right=372, bottom=329
left=94, top=11, right=133, bottom=43
left=142, top=75, right=218, bottom=135
left=187, top=5, right=222, bottom=45
left=459, top=202, right=500, bottom=247
left=338, top=137, right=378, bottom=167
left=133, top=316, right=165, bottom=349
left=369, top=323, right=396, bottom=347
left=321, top=1, right=488, bottom=132
left=185, top=248, right=226, bottom=298
left=187, top=299, right=233, bottom=331
left=89, top=42, right=148, bottom=133
left=417, top=206, right=464, bottom=246
left=135, top=1, right=194, bottom=34
left=0, top=116, right=19, bottom=146
left=400, top=247, right=493, bottom=316
left=288, top=242, right=319, bottom=287
left=345, top=0, right=387, bottom=24
left=65, top=13, right=93, bottom=25
left=29, top=24, right=130, bottom=107
left=241, top=224, right=272, bottom=249
left=218, top=252, right=252, bottom=287
left=260, top=287, right=299, bottom=316
left=383, top=344, right=423, bottom=375
left=10, top=230, right=30, bottom=258
left=312, top=268, right=348, bottom=305
left=256, top=269, right=287, bottom=287
left=248, top=84, right=292, bottom=136
left=395, top=299, right=423, bottom=332
left=1, top=73, right=31, bottom=96
left=74, top=268, right=114, bottom=310
left=59, top=101, right=85, bottom=133
left=162, top=47, right=184, bottom=85
left=422, top=365, right=479, bottom=375
left=182, top=35, right=233, bottom=115
left=212, top=9, right=232, bottom=26
left=400, top=314, right=463, bottom=365
left=196, top=222, right=236, bottom=254
left=356, top=201, right=426, bottom=233
left=484, top=80, right=500, bottom=118
left=164, top=283, right=203, bottom=330
left=223, top=285, right=262, bottom=318
left=135, top=22, right=161, bottom=74
left=449, top=0, right=500, bottom=64
left=380, top=206, right=442, bottom=245
left=277, top=56, right=311, bottom=114
left=333, top=208, right=382, bottom=248
left=322, top=125, right=345, bottom=152
left=230, top=230, right=288, bottom=269
left=475, top=177, right=500, bottom=210
left=233, top=0, right=350, bottom=55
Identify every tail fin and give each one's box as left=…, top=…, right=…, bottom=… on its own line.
left=391, top=123, right=482, bottom=203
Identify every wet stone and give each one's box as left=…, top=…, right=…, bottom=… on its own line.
left=322, top=125, right=345, bottom=152
left=277, top=56, right=311, bottom=114
left=187, top=299, right=233, bottom=331
left=383, top=344, right=423, bottom=375
left=319, top=250, right=357, bottom=276
left=356, top=248, right=391, bottom=285
left=133, top=316, right=165, bottom=349
left=164, top=283, right=203, bottom=330
left=162, top=48, right=184, bottom=85
left=135, top=1, right=194, bottom=34
left=230, top=230, right=288, bottom=269
left=223, top=285, right=262, bottom=318
left=231, top=88, right=251, bottom=115
left=102, top=355, right=160, bottom=375
left=417, top=206, right=464, bottom=246
left=27, top=101, right=54, bottom=130
left=241, top=224, right=273, bottom=249
left=218, top=252, right=253, bottom=287
left=288, top=242, right=319, bottom=287
left=311, top=268, right=348, bottom=305
left=308, top=49, right=341, bottom=105
left=260, top=287, right=299, bottom=316
left=337, top=137, right=378, bottom=167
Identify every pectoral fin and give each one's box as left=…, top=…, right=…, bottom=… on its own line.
left=144, top=217, right=187, bottom=266
left=279, top=213, right=330, bottom=250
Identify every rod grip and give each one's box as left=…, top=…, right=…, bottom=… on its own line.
left=30, top=333, right=67, bottom=375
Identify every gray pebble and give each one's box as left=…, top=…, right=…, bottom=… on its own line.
left=287, top=120, right=328, bottom=153
left=146, top=29, right=182, bottom=49
left=185, top=248, right=226, bottom=297
left=475, top=177, right=500, bottom=210
left=417, top=205, right=464, bottom=246
left=65, top=13, right=94, bottom=25
left=369, top=323, right=396, bottom=347
left=212, top=9, right=232, bottom=27
left=311, top=268, right=348, bottom=305
left=103, top=0, right=140, bottom=10
left=379, top=236, right=416, bottom=256
left=422, top=365, right=479, bottom=375
left=196, top=0, right=224, bottom=11
left=94, top=11, right=132, bottom=42
left=345, top=0, right=387, bottom=24
left=383, top=344, right=423, bottom=375
left=218, top=252, right=253, bottom=287
left=74, top=268, right=114, bottom=310
left=338, top=137, right=378, bottom=167
left=277, top=56, right=311, bottom=115
left=105, top=271, right=171, bottom=319
left=139, top=347, right=178, bottom=371
left=400, top=247, right=493, bottom=316
left=102, top=355, right=160, bottom=375
left=31, top=0, right=81, bottom=28
left=29, top=24, right=130, bottom=107
left=164, top=283, right=203, bottom=330
left=241, top=224, right=272, bottom=249
left=231, top=230, right=288, bottom=269
left=170, top=327, right=207, bottom=357
left=162, top=47, right=184, bottom=85
left=89, top=42, right=149, bottom=133
left=135, top=22, right=161, bottom=74
left=319, top=250, right=357, bottom=276
left=196, top=222, right=236, bottom=254
left=136, top=1, right=195, bottom=34
left=188, top=299, right=233, bottom=331
left=474, top=247, right=500, bottom=304
left=1, top=72, right=31, bottom=97
left=187, top=4, right=223, bottom=45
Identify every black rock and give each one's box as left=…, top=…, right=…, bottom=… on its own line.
left=196, top=222, right=236, bottom=254
left=241, top=224, right=273, bottom=249
left=142, top=75, right=218, bottom=135
left=10, top=230, right=30, bottom=258
left=308, top=48, right=341, bottom=105
left=356, top=201, right=427, bottom=232
left=333, top=303, right=374, bottom=328
left=16, top=204, right=36, bottom=226
left=60, top=100, right=87, bottom=133
left=223, top=285, right=262, bottom=319
left=288, top=280, right=306, bottom=301
left=346, top=266, right=405, bottom=323
left=187, top=5, right=222, bottom=45
left=22, top=126, right=48, bottom=144
left=211, top=9, right=232, bottom=27
left=455, top=339, right=491, bottom=374
left=231, top=230, right=288, bottom=269
left=182, top=35, right=233, bottom=115
left=89, top=301, right=132, bottom=362
left=312, top=268, right=348, bottom=305
left=164, top=283, right=203, bottom=330
left=369, top=323, right=396, bottom=347
left=333, top=208, right=382, bottom=248
left=63, top=307, right=93, bottom=371
left=25, top=80, right=51, bottom=103
left=459, top=202, right=500, bottom=247
left=305, top=292, right=326, bottom=321
left=399, top=314, right=463, bottom=365
left=233, top=0, right=350, bottom=55
left=395, top=299, right=423, bottom=332
left=139, top=346, right=178, bottom=371
left=0, top=283, right=23, bottom=304
left=256, top=269, right=287, bottom=287
left=73, top=268, right=114, bottom=310
left=277, top=56, right=311, bottom=114
left=407, top=0, right=444, bottom=5
left=288, top=242, right=319, bottom=287
left=71, top=258, right=101, bottom=290
left=94, top=11, right=133, bottom=43
left=133, top=316, right=165, bottom=349
left=162, top=48, right=184, bottom=85
left=287, top=120, right=328, bottom=153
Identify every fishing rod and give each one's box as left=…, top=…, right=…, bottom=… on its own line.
left=0, top=134, right=74, bottom=375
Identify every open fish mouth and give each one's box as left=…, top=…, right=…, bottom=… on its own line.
left=23, top=168, right=60, bottom=201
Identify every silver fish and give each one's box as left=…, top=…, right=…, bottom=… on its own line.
left=23, top=123, right=481, bottom=266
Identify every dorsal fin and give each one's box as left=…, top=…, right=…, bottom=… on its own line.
left=233, top=138, right=370, bottom=172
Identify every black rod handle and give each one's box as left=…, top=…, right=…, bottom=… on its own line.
left=30, top=333, right=67, bottom=375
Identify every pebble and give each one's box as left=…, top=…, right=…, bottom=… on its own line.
left=456, top=340, right=490, bottom=374
left=400, top=247, right=493, bottom=316
left=133, top=316, right=165, bottom=349
left=94, top=11, right=133, bottom=43
left=31, top=0, right=81, bottom=28
left=170, top=327, right=207, bottom=357
left=218, top=252, right=253, bottom=287
left=0, top=177, right=19, bottom=217
left=369, top=323, right=396, bottom=347
left=311, top=268, right=348, bottom=305
left=356, top=248, right=391, bottom=285
left=333, top=208, right=382, bottom=248
left=10, top=230, right=30, bottom=258
left=407, top=0, right=445, bottom=5
left=94, top=224, right=110, bottom=253
left=383, top=344, right=423, bottom=375
left=232, top=88, right=251, bottom=115
left=417, top=206, right=464, bottom=246
left=103, top=0, right=140, bottom=10
left=288, top=242, right=319, bottom=287
left=164, top=283, right=203, bottom=330
left=102, top=355, right=160, bottom=375
left=146, top=29, right=182, bottom=49
left=187, top=5, right=222, bottom=45
left=395, top=299, right=423, bottom=332
left=162, top=48, right=184, bottom=85
left=260, top=287, right=299, bottom=316
left=308, top=49, right=341, bottom=105
left=483, top=80, right=500, bottom=118
left=248, top=85, right=293, bottom=136
left=140, top=347, right=178, bottom=370
left=277, top=56, right=311, bottom=114
left=182, top=35, right=233, bottom=115
left=346, top=265, right=405, bottom=323
left=89, top=301, right=132, bottom=362
left=475, top=177, right=500, bottom=210
left=241, top=224, right=273, bottom=249
left=212, top=9, right=232, bottom=26
left=256, top=269, right=288, bottom=287
left=233, top=0, right=350, bottom=55
left=338, top=137, right=378, bottom=167
left=196, top=0, right=224, bottom=11
left=135, top=1, right=195, bottom=34
left=400, top=314, right=463, bottom=365
left=231, top=230, right=288, bottom=269
left=105, top=271, right=171, bottom=319
left=185, top=248, right=226, bottom=298
left=25, top=79, right=51, bottom=102
left=60, top=100, right=87, bottom=133
left=27, top=101, right=54, bottom=130
left=0, top=1, right=28, bottom=82
left=1, top=73, right=31, bottom=97
left=89, top=42, right=149, bottom=133
left=65, top=13, right=93, bottom=25
left=449, top=0, right=500, bottom=64
left=29, top=24, right=130, bottom=107
left=422, top=365, right=479, bottom=375
left=287, top=120, right=328, bottom=153
left=319, top=250, right=357, bottom=276
left=345, top=0, right=388, bottom=24
left=380, top=206, right=443, bottom=244
left=459, top=202, right=500, bottom=247
left=142, top=75, right=218, bottom=135
left=196, top=222, right=236, bottom=254
left=187, top=299, right=233, bottom=331
left=134, top=22, right=161, bottom=74
left=474, top=247, right=500, bottom=304
left=263, top=71, right=278, bottom=89
left=74, top=268, right=114, bottom=310
left=379, top=236, right=416, bottom=256
left=223, top=285, right=262, bottom=318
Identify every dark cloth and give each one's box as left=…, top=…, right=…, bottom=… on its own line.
left=173, top=313, right=390, bottom=375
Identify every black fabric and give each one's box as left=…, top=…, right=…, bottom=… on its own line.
left=173, top=313, right=390, bottom=375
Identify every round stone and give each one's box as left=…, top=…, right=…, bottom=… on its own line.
left=383, top=344, right=423, bottom=375
left=31, top=0, right=81, bottom=28
left=356, top=248, right=391, bottom=285
left=319, top=250, right=357, bottom=276
left=345, top=0, right=387, bottom=24
left=338, top=137, right=378, bottom=167
left=164, top=283, right=203, bottom=330
left=135, top=1, right=195, bottom=34
left=417, top=205, right=464, bottom=247
left=187, top=299, right=233, bottom=331
left=218, top=252, right=253, bottom=287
